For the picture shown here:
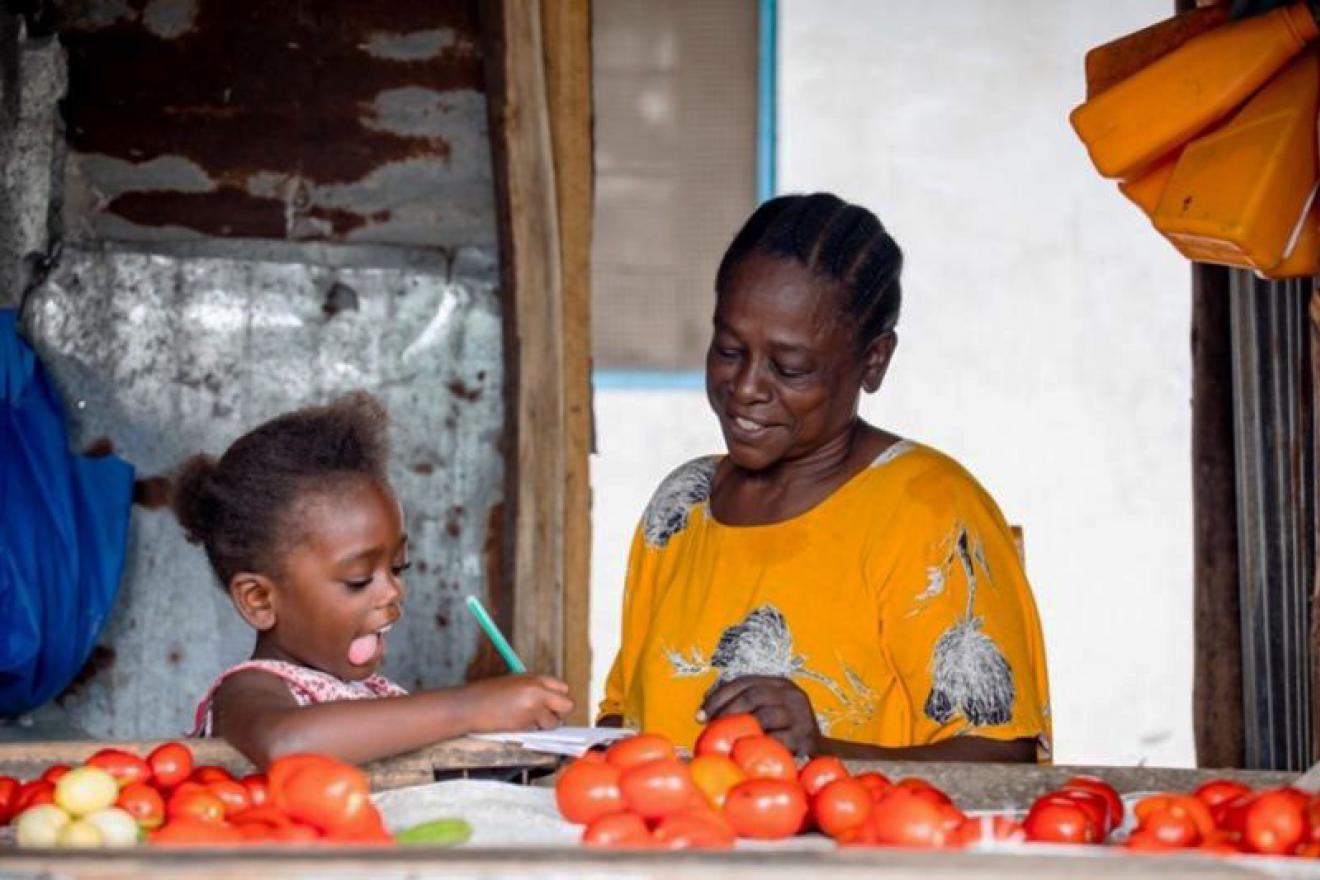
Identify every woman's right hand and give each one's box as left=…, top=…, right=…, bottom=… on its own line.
left=464, top=674, right=574, bottom=732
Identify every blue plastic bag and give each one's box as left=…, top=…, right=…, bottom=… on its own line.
left=0, top=308, right=133, bottom=716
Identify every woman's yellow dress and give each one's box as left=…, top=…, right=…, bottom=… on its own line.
left=599, top=441, right=1052, bottom=757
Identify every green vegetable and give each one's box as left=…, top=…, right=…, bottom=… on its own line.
left=395, top=817, right=473, bottom=847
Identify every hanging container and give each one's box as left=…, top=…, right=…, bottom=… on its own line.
left=1152, top=47, right=1319, bottom=272
left=1070, top=1, right=1318, bottom=180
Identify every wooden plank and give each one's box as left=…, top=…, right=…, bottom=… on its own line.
left=1311, top=287, right=1320, bottom=763
left=0, top=737, right=556, bottom=791
left=480, top=0, right=567, bottom=678
left=540, top=0, right=594, bottom=725
left=1191, top=262, right=1245, bottom=768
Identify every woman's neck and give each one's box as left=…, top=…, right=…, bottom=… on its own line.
left=711, top=419, right=890, bottom=526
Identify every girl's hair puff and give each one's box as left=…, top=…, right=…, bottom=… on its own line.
left=172, top=391, right=390, bottom=588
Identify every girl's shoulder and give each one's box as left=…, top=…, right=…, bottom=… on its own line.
left=192, top=659, right=407, bottom=736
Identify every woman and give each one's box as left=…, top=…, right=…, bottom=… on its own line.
left=598, top=194, right=1050, bottom=762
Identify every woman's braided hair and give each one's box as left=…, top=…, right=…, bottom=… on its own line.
left=715, top=193, right=903, bottom=350
left=171, top=391, right=390, bottom=588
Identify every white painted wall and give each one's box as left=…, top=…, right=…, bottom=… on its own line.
left=590, top=0, right=1195, bottom=767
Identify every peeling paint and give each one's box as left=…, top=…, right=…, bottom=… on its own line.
left=363, top=29, right=458, bottom=62
left=59, top=0, right=492, bottom=246
left=142, top=0, right=199, bottom=40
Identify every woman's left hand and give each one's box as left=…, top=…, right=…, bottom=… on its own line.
left=699, top=675, right=821, bottom=756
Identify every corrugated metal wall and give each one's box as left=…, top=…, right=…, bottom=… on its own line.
left=3, top=1, right=507, bottom=738
left=1229, top=271, right=1316, bottom=770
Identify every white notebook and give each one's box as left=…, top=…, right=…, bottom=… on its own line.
left=471, top=726, right=635, bottom=757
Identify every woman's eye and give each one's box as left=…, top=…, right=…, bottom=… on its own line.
left=391, top=561, right=412, bottom=576
left=774, top=362, right=808, bottom=378
left=344, top=577, right=373, bottom=591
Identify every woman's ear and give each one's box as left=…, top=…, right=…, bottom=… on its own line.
left=229, top=572, right=278, bottom=631
left=860, top=331, right=898, bottom=393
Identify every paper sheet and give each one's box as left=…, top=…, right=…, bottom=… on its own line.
left=471, top=726, right=635, bottom=756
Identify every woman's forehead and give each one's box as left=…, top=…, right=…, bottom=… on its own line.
left=716, top=256, right=847, bottom=342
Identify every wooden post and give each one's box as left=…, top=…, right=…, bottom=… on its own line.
left=541, top=0, right=594, bottom=723
left=481, top=0, right=593, bottom=697
left=1191, top=262, right=1245, bottom=768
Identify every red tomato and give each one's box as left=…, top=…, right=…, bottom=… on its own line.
left=266, top=822, right=323, bottom=844
left=117, top=781, right=166, bottom=830
left=13, top=779, right=55, bottom=813
left=206, top=779, right=253, bottom=817
left=813, top=777, right=873, bottom=839
left=900, top=782, right=954, bottom=809
left=190, top=764, right=236, bottom=785
left=869, top=788, right=952, bottom=848
left=582, top=811, right=653, bottom=848
left=653, top=809, right=736, bottom=850
left=694, top=713, right=763, bottom=757
left=1054, top=789, right=1111, bottom=838
left=323, top=806, right=392, bottom=844
left=150, top=817, right=244, bottom=846
left=1296, top=841, right=1320, bottom=858
left=86, top=748, right=151, bottom=787
left=798, top=756, right=849, bottom=797
left=0, top=776, right=18, bottom=825
left=267, top=754, right=373, bottom=835
left=1062, top=775, right=1124, bottom=831
left=1241, top=788, right=1307, bottom=856
left=1134, top=793, right=1215, bottom=839
left=147, top=742, right=194, bottom=790
left=240, top=774, right=269, bottom=807
left=1023, top=794, right=1101, bottom=844
left=689, top=754, right=746, bottom=809
left=730, top=734, right=797, bottom=781
left=723, top=778, right=809, bottom=840
left=555, top=757, right=625, bottom=825
left=855, top=771, right=892, bottom=799
left=167, top=784, right=227, bottom=824
left=618, top=758, right=697, bottom=821
left=950, top=815, right=1026, bottom=847
left=605, top=734, right=675, bottom=770
left=1140, top=809, right=1200, bottom=848
left=1199, top=830, right=1242, bottom=855
left=1193, top=778, right=1252, bottom=810
left=40, top=764, right=70, bottom=784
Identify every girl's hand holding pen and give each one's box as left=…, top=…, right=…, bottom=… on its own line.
left=463, top=674, right=574, bottom=732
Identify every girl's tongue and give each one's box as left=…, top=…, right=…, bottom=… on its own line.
left=347, top=632, right=379, bottom=666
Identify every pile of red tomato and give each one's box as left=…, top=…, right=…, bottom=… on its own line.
left=1, top=742, right=390, bottom=847
left=556, top=716, right=1320, bottom=859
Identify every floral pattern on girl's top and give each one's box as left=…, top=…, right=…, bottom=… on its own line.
left=599, top=441, right=1051, bottom=755
left=191, top=659, right=407, bottom=737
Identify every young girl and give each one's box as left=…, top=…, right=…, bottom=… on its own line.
left=174, top=391, right=573, bottom=767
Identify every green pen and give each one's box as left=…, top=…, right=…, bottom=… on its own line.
left=464, top=595, right=528, bottom=674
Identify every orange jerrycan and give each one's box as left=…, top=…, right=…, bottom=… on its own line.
left=1153, top=47, right=1320, bottom=271
left=1070, top=2, right=1318, bottom=179
left=1118, top=151, right=1180, bottom=216
left=1262, top=194, right=1320, bottom=278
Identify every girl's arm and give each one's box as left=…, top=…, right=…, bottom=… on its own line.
left=213, top=670, right=573, bottom=768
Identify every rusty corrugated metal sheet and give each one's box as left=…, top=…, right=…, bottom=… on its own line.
left=57, top=0, right=495, bottom=247
left=21, top=245, right=504, bottom=738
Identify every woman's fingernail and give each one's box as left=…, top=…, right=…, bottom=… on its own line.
left=695, top=710, right=707, bottom=722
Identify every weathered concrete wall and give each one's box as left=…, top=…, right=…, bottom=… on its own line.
left=0, top=14, right=65, bottom=308
left=23, top=248, right=504, bottom=738
left=2, top=1, right=506, bottom=739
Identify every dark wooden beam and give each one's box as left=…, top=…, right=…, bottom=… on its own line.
left=1191, top=262, right=1244, bottom=768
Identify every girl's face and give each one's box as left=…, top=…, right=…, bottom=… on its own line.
left=257, top=476, right=408, bottom=681
left=706, top=252, right=893, bottom=471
